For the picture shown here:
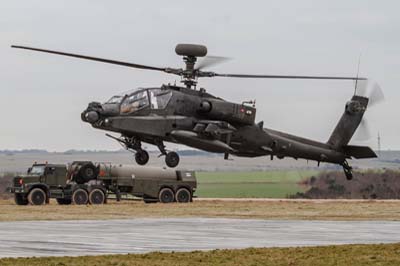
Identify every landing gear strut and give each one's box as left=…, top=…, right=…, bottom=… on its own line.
left=106, top=134, right=149, bottom=166
left=342, top=160, right=353, bottom=180
left=106, top=134, right=180, bottom=168
left=156, top=140, right=180, bottom=168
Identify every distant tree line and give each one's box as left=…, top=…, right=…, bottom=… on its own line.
left=292, top=169, right=400, bottom=199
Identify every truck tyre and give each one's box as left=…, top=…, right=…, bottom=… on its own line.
left=165, top=151, right=179, bottom=168
left=14, top=194, right=28, bottom=205
left=89, top=189, right=105, bottom=205
left=135, top=150, right=149, bottom=165
left=78, top=164, right=97, bottom=183
left=158, top=188, right=175, bottom=203
left=28, top=188, right=47, bottom=205
left=56, top=198, right=72, bottom=205
left=72, top=188, right=89, bottom=205
left=176, top=188, right=191, bottom=203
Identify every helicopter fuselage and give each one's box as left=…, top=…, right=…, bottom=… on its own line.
left=82, top=84, right=350, bottom=166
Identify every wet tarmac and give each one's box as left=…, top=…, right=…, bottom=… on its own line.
left=0, top=218, right=399, bottom=258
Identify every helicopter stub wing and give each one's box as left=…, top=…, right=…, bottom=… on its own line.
left=170, top=130, right=234, bottom=153
left=193, top=120, right=236, bottom=136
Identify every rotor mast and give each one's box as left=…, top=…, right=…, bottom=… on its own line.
left=175, top=44, right=208, bottom=89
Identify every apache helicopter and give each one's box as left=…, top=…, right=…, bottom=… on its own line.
left=12, top=44, right=381, bottom=179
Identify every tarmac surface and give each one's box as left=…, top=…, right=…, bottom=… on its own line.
left=1, top=218, right=400, bottom=258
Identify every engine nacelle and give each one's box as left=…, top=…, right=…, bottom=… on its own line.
left=197, top=99, right=256, bottom=125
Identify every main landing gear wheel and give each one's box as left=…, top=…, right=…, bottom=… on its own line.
left=135, top=150, right=149, bottom=165
left=165, top=152, right=179, bottom=168
left=28, top=188, right=47, bottom=205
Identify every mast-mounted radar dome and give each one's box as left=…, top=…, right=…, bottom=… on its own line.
left=175, top=44, right=207, bottom=57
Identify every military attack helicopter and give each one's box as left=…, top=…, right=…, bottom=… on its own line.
left=12, top=44, right=381, bottom=179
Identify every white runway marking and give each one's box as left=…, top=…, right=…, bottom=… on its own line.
left=0, top=218, right=399, bottom=258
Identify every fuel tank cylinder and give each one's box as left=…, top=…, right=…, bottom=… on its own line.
left=99, top=164, right=177, bottom=180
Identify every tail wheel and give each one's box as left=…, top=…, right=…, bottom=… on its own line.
left=158, top=187, right=175, bottom=203
left=72, top=188, right=89, bottom=205
left=27, top=188, right=46, bottom=205
left=14, top=194, right=29, bottom=205
left=89, top=189, right=105, bottom=205
left=175, top=188, right=191, bottom=203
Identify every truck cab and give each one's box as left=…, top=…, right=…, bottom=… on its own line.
left=10, top=163, right=67, bottom=205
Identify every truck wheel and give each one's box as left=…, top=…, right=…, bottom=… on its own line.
left=56, top=198, right=72, bottom=205
left=165, top=152, right=179, bottom=168
left=158, top=188, right=175, bottom=203
left=79, top=164, right=97, bottom=183
left=14, top=194, right=28, bottom=205
left=89, top=189, right=105, bottom=205
left=72, top=188, right=89, bottom=205
left=27, top=188, right=47, bottom=205
left=135, top=150, right=149, bottom=165
left=176, top=188, right=191, bottom=203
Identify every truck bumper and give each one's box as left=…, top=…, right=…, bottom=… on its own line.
left=7, top=187, right=25, bottom=193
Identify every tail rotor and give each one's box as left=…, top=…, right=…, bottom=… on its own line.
left=353, top=80, right=384, bottom=142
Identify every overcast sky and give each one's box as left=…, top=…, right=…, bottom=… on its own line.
left=0, top=0, right=398, bottom=151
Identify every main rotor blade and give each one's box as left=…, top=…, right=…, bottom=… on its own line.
left=11, top=45, right=168, bottom=72
left=214, top=73, right=367, bottom=80
left=195, top=56, right=231, bottom=70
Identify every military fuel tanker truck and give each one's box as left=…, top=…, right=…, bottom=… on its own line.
left=8, top=161, right=196, bottom=205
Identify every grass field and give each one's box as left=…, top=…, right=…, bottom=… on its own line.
left=196, top=170, right=316, bottom=198
left=1, top=243, right=400, bottom=266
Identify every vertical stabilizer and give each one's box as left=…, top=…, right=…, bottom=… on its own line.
left=327, top=95, right=369, bottom=149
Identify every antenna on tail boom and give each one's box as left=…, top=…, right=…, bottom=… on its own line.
left=354, top=54, right=362, bottom=95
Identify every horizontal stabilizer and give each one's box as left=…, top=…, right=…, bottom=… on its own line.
left=344, top=145, right=377, bottom=159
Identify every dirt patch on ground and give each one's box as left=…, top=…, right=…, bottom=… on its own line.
left=1, top=198, right=400, bottom=221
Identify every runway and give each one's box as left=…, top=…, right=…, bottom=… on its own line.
left=1, top=218, right=400, bottom=258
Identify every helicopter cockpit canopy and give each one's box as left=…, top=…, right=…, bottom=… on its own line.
left=106, top=95, right=123, bottom=104
left=119, top=88, right=172, bottom=114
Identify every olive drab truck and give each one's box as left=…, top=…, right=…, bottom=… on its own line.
left=8, top=161, right=197, bottom=205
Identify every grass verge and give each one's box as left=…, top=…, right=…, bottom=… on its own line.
left=196, top=170, right=315, bottom=198
left=1, top=243, right=400, bottom=266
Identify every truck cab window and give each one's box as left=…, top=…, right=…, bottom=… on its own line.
left=29, top=166, right=45, bottom=175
